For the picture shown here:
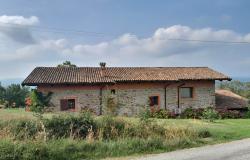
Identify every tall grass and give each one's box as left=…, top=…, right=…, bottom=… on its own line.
left=0, top=113, right=211, bottom=159
left=0, top=137, right=203, bottom=160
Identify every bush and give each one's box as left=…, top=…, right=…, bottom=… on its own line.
left=136, top=120, right=166, bottom=139
left=151, top=109, right=170, bottom=119
left=29, top=90, right=53, bottom=114
left=139, top=108, right=151, bottom=121
left=43, top=112, right=96, bottom=139
left=7, top=120, right=38, bottom=140
left=96, top=116, right=126, bottom=140
left=218, top=109, right=242, bottom=119
left=139, top=108, right=172, bottom=119
left=201, top=107, right=220, bottom=122
left=0, top=140, right=18, bottom=160
left=198, top=129, right=212, bottom=138
left=180, top=107, right=204, bottom=119
left=0, top=111, right=96, bottom=140
left=244, top=109, right=250, bottom=118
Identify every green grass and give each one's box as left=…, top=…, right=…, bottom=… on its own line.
left=1, top=108, right=250, bottom=142
left=0, top=108, right=35, bottom=120
left=1, top=108, right=250, bottom=159
left=119, top=117, right=250, bottom=141
left=0, top=108, right=61, bottom=120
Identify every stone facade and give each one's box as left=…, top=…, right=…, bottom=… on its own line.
left=37, top=80, right=215, bottom=116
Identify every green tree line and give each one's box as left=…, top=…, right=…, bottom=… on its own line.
left=0, top=61, right=76, bottom=109
left=0, top=83, right=30, bottom=108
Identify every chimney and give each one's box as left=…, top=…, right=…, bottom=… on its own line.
left=99, top=62, right=106, bottom=77
left=99, top=62, right=106, bottom=68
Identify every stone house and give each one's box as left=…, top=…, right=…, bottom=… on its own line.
left=22, top=63, right=231, bottom=116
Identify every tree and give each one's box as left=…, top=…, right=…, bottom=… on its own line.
left=0, top=82, right=5, bottom=104
left=27, top=89, right=53, bottom=141
left=57, top=61, right=77, bottom=67
left=4, top=84, right=30, bottom=107
left=29, top=90, right=53, bottom=114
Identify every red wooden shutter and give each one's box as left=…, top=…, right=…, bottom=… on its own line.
left=149, top=97, right=154, bottom=106
left=60, top=99, right=68, bottom=111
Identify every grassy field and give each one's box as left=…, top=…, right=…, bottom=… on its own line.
left=1, top=108, right=250, bottom=143
left=1, top=108, right=250, bottom=159
left=0, top=108, right=64, bottom=120
left=2, top=108, right=250, bottom=141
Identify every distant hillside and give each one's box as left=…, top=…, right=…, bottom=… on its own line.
left=0, top=78, right=23, bottom=86
left=216, top=89, right=248, bottom=110
left=233, top=77, right=250, bottom=82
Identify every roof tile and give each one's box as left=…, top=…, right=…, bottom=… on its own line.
left=22, top=67, right=231, bottom=85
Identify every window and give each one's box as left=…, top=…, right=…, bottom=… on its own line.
left=180, top=87, right=193, bottom=98
left=111, top=89, right=116, bottom=94
left=67, top=99, right=75, bottom=109
left=149, top=96, right=159, bottom=106
left=60, top=99, right=76, bottom=111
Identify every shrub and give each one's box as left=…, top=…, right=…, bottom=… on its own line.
left=201, top=107, right=220, bottom=122
left=29, top=90, right=53, bottom=115
left=43, top=112, right=96, bottom=139
left=180, top=107, right=204, bottom=119
left=0, top=140, right=18, bottom=160
left=244, top=109, right=250, bottom=118
left=198, top=129, right=212, bottom=138
left=151, top=109, right=170, bottom=119
left=96, top=115, right=170, bottom=140
left=19, top=142, right=50, bottom=160
left=139, top=107, right=151, bottom=121
left=7, top=120, right=38, bottom=140
left=96, top=116, right=126, bottom=140
left=106, top=95, right=118, bottom=115
left=135, top=119, right=166, bottom=139
left=218, top=109, right=242, bottom=119
left=139, top=107, right=172, bottom=119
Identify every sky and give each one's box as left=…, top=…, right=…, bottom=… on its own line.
left=0, top=0, right=250, bottom=80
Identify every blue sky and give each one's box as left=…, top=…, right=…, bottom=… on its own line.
left=0, top=0, right=250, bottom=80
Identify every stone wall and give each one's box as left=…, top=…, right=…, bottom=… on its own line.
left=38, top=85, right=101, bottom=114
left=37, top=80, right=215, bottom=116
left=101, top=87, right=165, bottom=116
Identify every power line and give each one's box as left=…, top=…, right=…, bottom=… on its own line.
left=0, top=22, right=115, bottom=37
left=164, top=38, right=250, bottom=44
left=0, top=22, right=250, bottom=44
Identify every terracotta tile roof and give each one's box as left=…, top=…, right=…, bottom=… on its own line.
left=22, top=67, right=231, bottom=85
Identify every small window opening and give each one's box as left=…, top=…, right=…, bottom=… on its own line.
left=111, top=89, right=116, bottom=94
left=149, top=96, right=159, bottom=106
left=60, top=99, right=75, bottom=111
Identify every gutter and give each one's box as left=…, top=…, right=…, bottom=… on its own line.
left=99, top=86, right=105, bottom=115
left=164, top=84, right=171, bottom=110
left=177, top=82, right=185, bottom=109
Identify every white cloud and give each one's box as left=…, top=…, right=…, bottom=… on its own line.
left=0, top=15, right=39, bottom=43
left=62, top=25, right=249, bottom=58
left=0, top=24, right=250, bottom=79
left=0, top=15, right=39, bottom=25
